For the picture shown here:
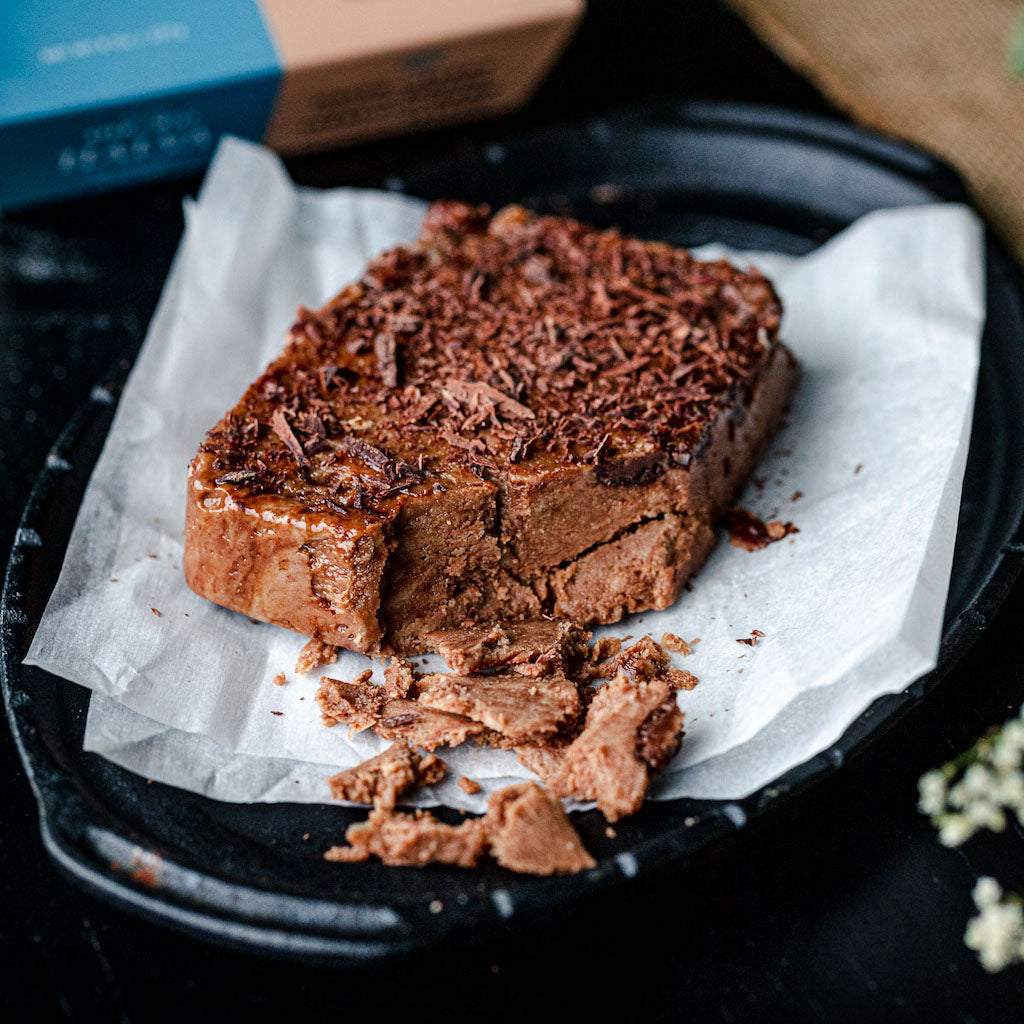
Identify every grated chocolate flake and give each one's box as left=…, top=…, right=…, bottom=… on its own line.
left=271, top=409, right=308, bottom=468
left=214, top=469, right=257, bottom=486
left=444, top=378, right=536, bottom=421
left=375, top=331, right=400, bottom=388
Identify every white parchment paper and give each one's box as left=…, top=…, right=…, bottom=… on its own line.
left=24, top=137, right=985, bottom=810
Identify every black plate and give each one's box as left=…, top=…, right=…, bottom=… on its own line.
left=4, top=103, right=1024, bottom=961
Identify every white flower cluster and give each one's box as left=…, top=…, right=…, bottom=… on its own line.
left=965, top=878, right=1024, bottom=973
left=917, top=707, right=1024, bottom=847
left=919, top=706, right=1024, bottom=972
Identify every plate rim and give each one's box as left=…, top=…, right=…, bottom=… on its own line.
left=4, top=101, right=1024, bottom=961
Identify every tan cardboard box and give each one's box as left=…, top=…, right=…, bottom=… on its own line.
left=260, top=0, right=585, bottom=154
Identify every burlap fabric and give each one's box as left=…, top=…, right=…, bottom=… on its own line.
left=725, top=0, right=1024, bottom=261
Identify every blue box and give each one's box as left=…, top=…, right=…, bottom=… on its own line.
left=0, top=1, right=281, bottom=208
left=0, top=1, right=583, bottom=209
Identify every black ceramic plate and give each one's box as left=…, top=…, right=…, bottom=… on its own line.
left=4, top=103, right=1024, bottom=961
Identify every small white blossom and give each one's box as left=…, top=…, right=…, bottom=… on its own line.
left=919, top=705, right=1024, bottom=841
left=994, top=772, right=1024, bottom=808
left=917, top=770, right=947, bottom=816
left=947, top=780, right=969, bottom=810
left=965, top=892, right=1024, bottom=972
left=920, top=706, right=1024, bottom=969
left=973, top=876, right=1002, bottom=908
left=938, top=814, right=975, bottom=847
left=1004, top=719, right=1024, bottom=746
left=990, top=737, right=1023, bottom=773
left=963, top=763, right=995, bottom=796
left=964, top=800, right=1006, bottom=832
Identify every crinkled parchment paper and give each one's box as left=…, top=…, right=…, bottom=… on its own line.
left=25, top=138, right=984, bottom=811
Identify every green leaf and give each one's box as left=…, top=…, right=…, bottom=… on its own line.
left=1008, top=5, right=1024, bottom=78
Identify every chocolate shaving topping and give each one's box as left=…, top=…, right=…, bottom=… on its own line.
left=270, top=409, right=308, bottom=467
left=602, top=354, right=651, bottom=378
left=336, top=436, right=395, bottom=478
left=294, top=412, right=328, bottom=455
left=375, top=331, right=400, bottom=388
left=508, top=436, right=528, bottom=463
left=214, top=469, right=256, bottom=485
left=407, top=393, right=438, bottom=423
left=294, top=412, right=325, bottom=435
left=583, top=434, right=610, bottom=466
left=318, top=365, right=338, bottom=391
left=444, top=379, right=536, bottom=421
left=441, top=429, right=480, bottom=453
left=201, top=202, right=783, bottom=513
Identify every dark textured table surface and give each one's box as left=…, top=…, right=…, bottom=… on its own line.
left=3, top=2, right=1023, bottom=1019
